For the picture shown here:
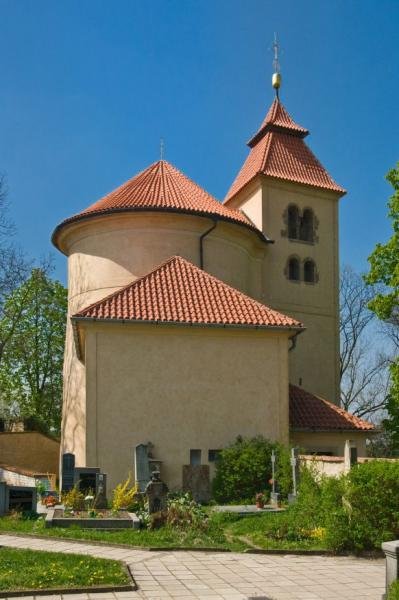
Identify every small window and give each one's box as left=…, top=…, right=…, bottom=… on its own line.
left=288, top=205, right=299, bottom=239
left=288, top=257, right=300, bottom=281
left=190, top=449, right=201, bottom=466
left=300, top=209, right=314, bottom=242
left=208, top=449, right=221, bottom=462
left=304, top=259, right=316, bottom=283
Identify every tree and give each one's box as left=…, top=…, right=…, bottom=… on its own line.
left=0, top=268, right=67, bottom=434
left=365, top=162, right=399, bottom=448
left=0, top=175, right=31, bottom=365
left=340, top=265, right=390, bottom=418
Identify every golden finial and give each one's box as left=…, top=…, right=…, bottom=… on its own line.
left=272, top=33, right=281, bottom=97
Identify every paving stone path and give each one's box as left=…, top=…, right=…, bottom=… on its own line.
left=0, top=534, right=385, bottom=600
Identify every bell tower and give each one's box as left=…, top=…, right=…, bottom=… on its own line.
left=224, top=49, right=346, bottom=403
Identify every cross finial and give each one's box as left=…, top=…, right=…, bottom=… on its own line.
left=271, top=33, right=282, bottom=98
left=160, top=138, right=165, bottom=161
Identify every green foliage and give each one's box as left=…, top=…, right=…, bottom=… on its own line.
left=389, top=581, right=399, bottom=600
left=62, top=485, right=85, bottom=511
left=212, top=436, right=291, bottom=503
left=0, top=547, right=128, bottom=591
left=0, top=268, right=67, bottom=434
left=296, top=461, right=399, bottom=552
left=111, top=473, right=140, bottom=512
left=365, top=162, right=399, bottom=449
left=166, top=492, right=208, bottom=530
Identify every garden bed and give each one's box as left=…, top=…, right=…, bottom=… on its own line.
left=46, top=508, right=140, bottom=529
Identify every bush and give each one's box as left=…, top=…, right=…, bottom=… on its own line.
left=62, top=485, right=85, bottom=511
left=212, top=436, right=292, bottom=503
left=166, top=492, right=207, bottom=530
left=326, top=460, right=399, bottom=552
left=293, top=460, right=399, bottom=553
left=111, top=473, right=140, bottom=512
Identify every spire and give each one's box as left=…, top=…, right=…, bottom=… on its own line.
left=271, top=33, right=282, bottom=98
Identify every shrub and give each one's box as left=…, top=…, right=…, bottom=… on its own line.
left=111, top=473, right=140, bottom=512
left=166, top=492, right=207, bottom=530
left=327, top=460, right=399, bottom=552
left=293, top=460, right=399, bottom=553
left=62, top=485, right=85, bottom=511
left=212, top=436, right=291, bottom=503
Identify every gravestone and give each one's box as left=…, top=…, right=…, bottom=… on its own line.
left=135, top=443, right=151, bottom=492
left=94, top=473, right=108, bottom=508
left=182, top=465, right=210, bottom=503
left=145, top=471, right=168, bottom=513
left=61, top=453, right=75, bottom=492
left=74, top=467, right=100, bottom=494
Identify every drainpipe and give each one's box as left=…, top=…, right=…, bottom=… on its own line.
left=289, top=332, right=299, bottom=352
left=199, top=219, right=217, bottom=269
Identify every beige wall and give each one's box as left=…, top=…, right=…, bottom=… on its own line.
left=227, top=176, right=341, bottom=403
left=69, top=322, right=291, bottom=492
left=291, top=431, right=368, bottom=457
left=58, top=211, right=265, bottom=482
left=0, top=432, right=60, bottom=475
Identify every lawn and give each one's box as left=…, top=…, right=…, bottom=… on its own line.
left=0, top=547, right=129, bottom=592
left=0, top=510, right=328, bottom=552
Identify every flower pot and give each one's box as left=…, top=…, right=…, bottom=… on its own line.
left=256, top=501, right=264, bottom=509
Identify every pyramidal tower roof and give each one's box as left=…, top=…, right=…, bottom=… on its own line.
left=52, top=160, right=265, bottom=249
left=225, top=98, right=345, bottom=202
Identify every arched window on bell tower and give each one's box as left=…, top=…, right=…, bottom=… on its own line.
left=287, top=256, right=300, bottom=281
left=287, top=204, right=300, bottom=239
left=300, top=208, right=314, bottom=242
left=304, top=259, right=317, bottom=283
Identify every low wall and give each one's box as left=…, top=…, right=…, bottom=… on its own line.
left=0, top=431, right=60, bottom=475
left=300, top=455, right=399, bottom=478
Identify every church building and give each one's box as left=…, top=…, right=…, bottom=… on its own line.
left=52, top=73, right=374, bottom=492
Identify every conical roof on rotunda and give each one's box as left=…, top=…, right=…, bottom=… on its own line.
left=224, top=98, right=346, bottom=203
left=52, top=160, right=267, bottom=249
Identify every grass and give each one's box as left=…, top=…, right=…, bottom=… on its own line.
left=0, top=547, right=129, bottom=591
left=0, top=510, right=327, bottom=552
left=389, top=581, right=399, bottom=600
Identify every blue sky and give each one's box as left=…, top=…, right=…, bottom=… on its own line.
left=0, top=0, right=398, bottom=283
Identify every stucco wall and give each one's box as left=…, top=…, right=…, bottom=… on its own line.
left=74, top=323, right=291, bottom=492
left=291, top=431, right=368, bottom=457
left=228, top=176, right=341, bottom=403
left=0, top=432, right=60, bottom=475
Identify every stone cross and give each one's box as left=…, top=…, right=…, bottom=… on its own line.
left=271, top=450, right=276, bottom=494
left=289, top=447, right=300, bottom=501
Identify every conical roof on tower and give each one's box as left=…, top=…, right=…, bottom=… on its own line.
left=52, top=159, right=267, bottom=250
left=224, top=98, right=345, bottom=203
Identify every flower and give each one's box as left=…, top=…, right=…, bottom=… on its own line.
left=85, top=495, right=94, bottom=501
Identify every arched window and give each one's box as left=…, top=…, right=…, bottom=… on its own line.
left=287, top=205, right=299, bottom=239
left=300, top=208, right=314, bottom=242
left=304, top=259, right=316, bottom=283
left=288, top=257, right=300, bottom=281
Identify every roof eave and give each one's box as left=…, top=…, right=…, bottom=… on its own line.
left=290, top=426, right=376, bottom=433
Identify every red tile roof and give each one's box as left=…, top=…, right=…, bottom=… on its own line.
left=225, top=99, right=345, bottom=202
left=74, top=255, right=303, bottom=330
left=53, top=160, right=266, bottom=248
left=289, top=384, right=375, bottom=431
left=248, top=98, right=309, bottom=146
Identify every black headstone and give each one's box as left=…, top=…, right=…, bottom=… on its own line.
left=61, top=453, right=75, bottom=492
